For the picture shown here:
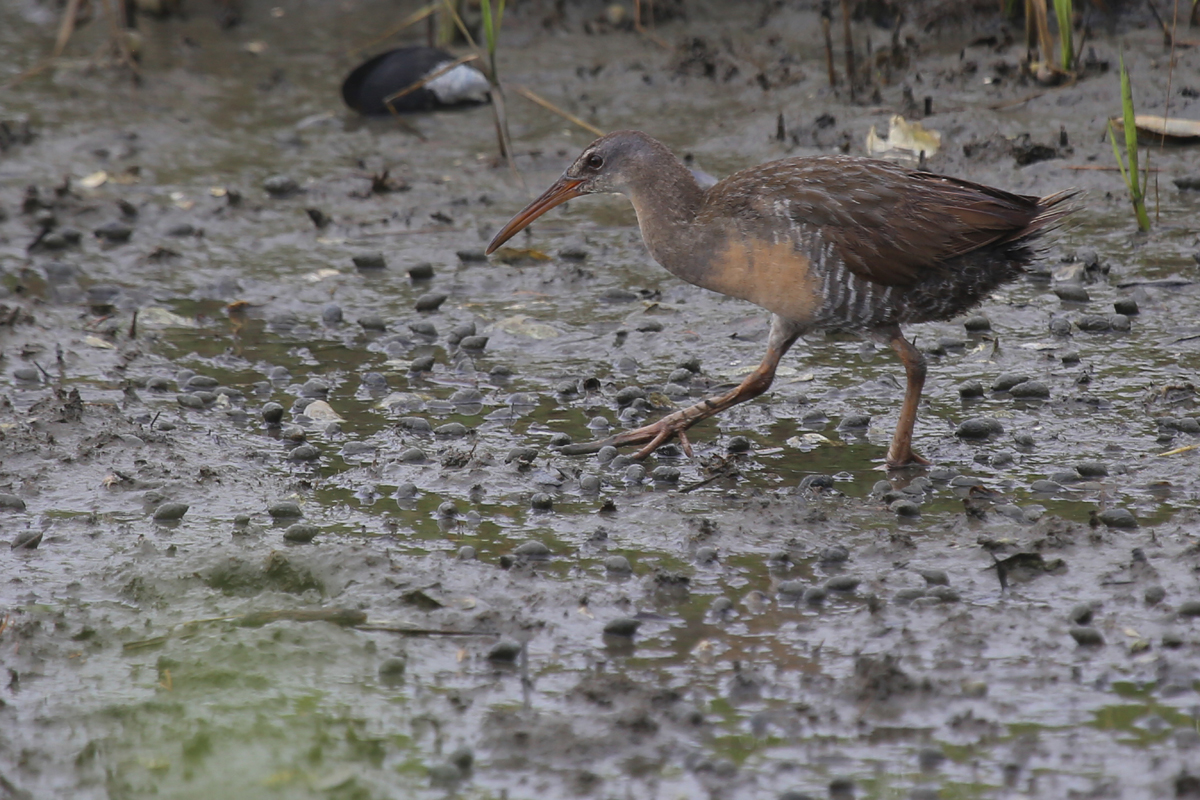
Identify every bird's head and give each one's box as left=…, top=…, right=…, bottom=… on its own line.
left=486, top=131, right=660, bottom=254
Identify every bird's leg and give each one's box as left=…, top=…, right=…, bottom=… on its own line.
left=883, top=328, right=932, bottom=468
left=561, top=316, right=806, bottom=459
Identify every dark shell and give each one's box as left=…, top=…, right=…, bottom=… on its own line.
left=342, top=46, right=489, bottom=115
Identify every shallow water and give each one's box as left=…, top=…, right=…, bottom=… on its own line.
left=2, top=2, right=1200, bottom=799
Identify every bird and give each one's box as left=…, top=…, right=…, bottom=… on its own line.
left=485, top=130, right=1075, bottom=468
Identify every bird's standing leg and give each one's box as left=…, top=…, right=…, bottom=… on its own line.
left=880, top=326, right=932, bottom=468
left=561, top=316, right=806, bottom=460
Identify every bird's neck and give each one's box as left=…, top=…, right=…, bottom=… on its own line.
left=625, top=158, right=708, bottom=275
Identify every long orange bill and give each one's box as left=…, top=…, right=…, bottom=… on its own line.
left=485, top=177, right=586, bottom=254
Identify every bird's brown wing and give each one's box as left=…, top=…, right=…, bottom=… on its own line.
left=708, top=156, right=1044, bottom=287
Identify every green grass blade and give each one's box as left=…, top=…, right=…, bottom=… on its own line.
left=480, top=0, right=495, bottom=60
left=1107, top=121, right=1129, bottom=186
left=1118, top=52, right=1151, bottom=230
left=1053, top=0, right=1073, bottom=72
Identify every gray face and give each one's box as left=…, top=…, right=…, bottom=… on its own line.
left=561, top=131, right=651, bottom=195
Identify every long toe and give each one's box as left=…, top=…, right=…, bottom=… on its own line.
left=886, top=449, right=932, bottom=469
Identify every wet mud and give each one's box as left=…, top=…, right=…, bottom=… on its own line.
left=2, top=1, right=1200, bottom=798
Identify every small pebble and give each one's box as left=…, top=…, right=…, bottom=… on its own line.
left=918, top=569, right=949, bottom=586
left=514, top=540, right=551, bottom=557
left=603, top=618, right=641, bottom=638
left=530, top=493, right=553, bottom=511
left=415, top=292, right=448, bottom=312
left=819, top=545, right=849, bottom=564
left=990, top=451, right=1015, bottom=467
left=579, top=475, right=602, bottom=494
left=409, top=355, right=435, bottom=372
left=434, top=422, right=469, bottom=437
left=958, top=380, right=984, bottom=398
left=778, top=580, right=806, bottom=597
left=651, top=466, right=680, bottom=483
left=799, top=474, right=834, bottom=491
left=399, top=447, right=426, bottom=463
left=1070, top=626, right=1104, bottom=646
left=894, top=588, right=926, bottom=604
left=825, top=576, right=860, bottom=593
left=803, top=587, right=827, bottom=604
left=1068, top=603, right=1093, bottom=625
left=457, top=545, right=475, bottom=560
left=1145, top=585, right=1166, bottom=605
left=300, top=379, right=329, bottom=397
left=615, top=386, right=647, bottom=406
left=605, top=555, right=631, bottom=573
left=992, top=373, right=1030, bottom=392
left=503, top=447, right=537, bottom=465
left=695, top=546, right=718, bottom=564
left=950, top=475, right=984, bottom=487
left=487, top=641, right=522, bottom=662
left=321, top=304, right=343, bottom=325
left=1010, top=380, right=1050, bottom=399
left=1048, top=317, right=1072, bottom=336
left=1029, top=479, right=1062, bottom=493
left=458, top=335, right=489, bottom=350
left=596, top=445, right=618, bottom=463
left=437, top=501, right=458, bottom=517
left=185, top=374, right=219, bottom=390
left=409, top=320, right=437, bottom=337
left=558, top=246, right=588, bottom=260
left=1114, top=298, right=1139, bottom=316
left=378, top=657, right=407, bottom=683
left=448, top=747, right=474, bottom=772
left=284, top=524, right=319, bottom=543
left=956, top=417, right=1003, bottom=438
left=263, top=174, right=299, bottom=196
left=963, top=315, right=991, bottom=332
left=1054, top=284, right=1091, bottom=303
left=94, top=220, right=133, bottom=242
left=838, top=414, right=871, bottom=430
left=358, top=314, right=388, bottom=331
left=288, top=444, right=320, bottom=461
left=408, top=262, right=435, bottom=280
left=929, top=587, right=961, bottom=603
left=352, top=253, right=386, bottom=269
left=177, top=393, right=206, bottom=409
left=447, top=322, right=477, bottom=344
left=268, top=501, right=303, bottom=518
left=11, top=531, right=42, bottom=550
left=153, top=502, right=189, bottom=521
left=1176, top=601, right=1200, bottom=618
left=1098, top=508, right=1136, bottom=528
left=624, top=464, right=647, bottom=483
left=457, top=249, right=487, bottom=263
left=726, top=435, right=752, bottom=453
left=891, top=500, right=921, bottom=517
left=1077, top=315, right=1112, bottom=332
left=711, top=597, right=734, bottom=615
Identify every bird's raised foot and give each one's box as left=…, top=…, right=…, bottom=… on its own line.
left=559, top=414, right=698, bottom=460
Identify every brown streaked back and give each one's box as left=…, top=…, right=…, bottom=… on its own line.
left=703, top=155, right=1075, bottom=288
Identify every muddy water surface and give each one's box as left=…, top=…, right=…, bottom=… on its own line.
left=2, top=2, right=1200, bottom=799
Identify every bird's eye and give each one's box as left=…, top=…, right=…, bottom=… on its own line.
left=585, top=153, right=603, bottom=170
